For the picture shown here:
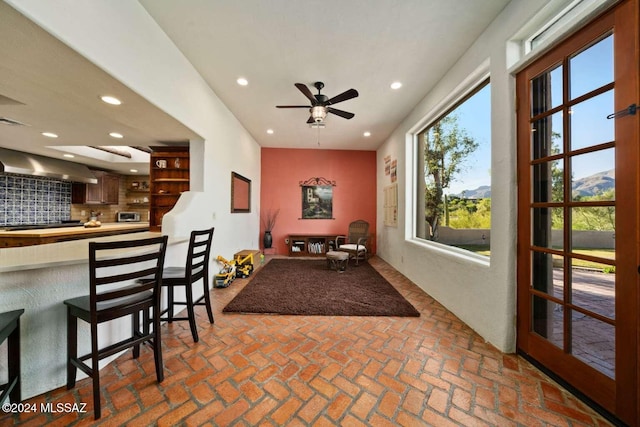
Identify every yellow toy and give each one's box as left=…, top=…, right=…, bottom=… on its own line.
left=214, top=255, right=236, bottom=288
left=214, top=252, right=255, bottom=287
left=234, top=252, right=254, bottom=278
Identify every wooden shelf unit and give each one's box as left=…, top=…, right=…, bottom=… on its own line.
left=288, top=234, right=338, bottom=257
left=124, top=179, right=150, bottom=211
left=149, top=146, right=190, bottom=231
left=153, top=178, right=189, bottom=182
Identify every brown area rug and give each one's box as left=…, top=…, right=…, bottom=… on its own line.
left=223, top=259, right=420, bottom=317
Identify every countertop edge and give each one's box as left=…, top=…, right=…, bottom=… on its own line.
left=0, top=222, right=149, bottom=238
left=0, top=232, right=188, bottom=273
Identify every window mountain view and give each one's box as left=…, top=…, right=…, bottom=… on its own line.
left=454, top=169, right=614, bottom=199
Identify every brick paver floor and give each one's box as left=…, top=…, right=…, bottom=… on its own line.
left=2, top=256, right=614, bottom=426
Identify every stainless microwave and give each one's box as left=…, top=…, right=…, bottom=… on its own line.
left=117, top=212, right=141, bottom=222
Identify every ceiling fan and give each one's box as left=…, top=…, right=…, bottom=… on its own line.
left=276, top=82, right=358, bottom=124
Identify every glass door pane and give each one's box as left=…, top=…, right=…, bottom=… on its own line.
left=529, top=32, right=617, bottom=380
left=517, top=3, right=638, bottom=422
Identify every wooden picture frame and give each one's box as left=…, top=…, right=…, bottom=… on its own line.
left=300, top=177, right=335, bottom=219
left=231, top=172, right=251, bottom=213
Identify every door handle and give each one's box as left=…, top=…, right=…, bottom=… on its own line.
left=607, top=103, right=637, bottom=119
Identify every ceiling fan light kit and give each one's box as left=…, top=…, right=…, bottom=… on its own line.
left=276, top=81, right=358, bottom=124
left=311, top=106, right=327, bottom=122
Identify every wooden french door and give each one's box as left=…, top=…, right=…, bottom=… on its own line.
left=516, top=1, right=639, bottom=425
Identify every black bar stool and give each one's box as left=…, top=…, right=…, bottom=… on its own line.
left=0, top=309, right=24, bottom=405
left=65, top=236, right=168, bottom=419
left=156, top=227, right=215, bottom=342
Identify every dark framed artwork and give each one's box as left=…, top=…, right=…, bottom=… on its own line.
left=231, top=172, right=251, bottom=213
left=300, top=177, right=336, bottom=219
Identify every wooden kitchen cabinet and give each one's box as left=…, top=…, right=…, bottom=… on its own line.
left=149, top=146, right=190, bottom=231
left=72, top=170, right=120, bottom=204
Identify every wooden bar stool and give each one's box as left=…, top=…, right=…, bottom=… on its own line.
left=156, top=227, right=215, bottom=342
left=0, top=309, right=24, bottom=405
left=65, top=236, right=168, bottom=419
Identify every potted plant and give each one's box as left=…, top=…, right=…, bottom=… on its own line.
left=261, top=208, right=280, bottom=249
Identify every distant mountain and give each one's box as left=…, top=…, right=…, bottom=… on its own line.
left=453, top=185, right=491, bottom=199
left=572, top=169, right=615, bottom=197
left=453, top=169, right=615, bottom=199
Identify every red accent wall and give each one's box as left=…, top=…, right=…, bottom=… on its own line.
left=260, top=148, right=376, bottom=256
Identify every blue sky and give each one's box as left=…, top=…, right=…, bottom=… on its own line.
left=447, top=34, right=613, bottom=195
left=446, top=83, right=491, bottom=195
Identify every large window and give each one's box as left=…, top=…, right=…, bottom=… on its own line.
left=415, top=79, right=491, bottom=256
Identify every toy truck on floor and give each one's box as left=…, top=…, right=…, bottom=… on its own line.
left=214, top=252, right=255, bottom=288
left=214, top=256, right=236, bottom=288
left=234, top=252, right=254, bottom=278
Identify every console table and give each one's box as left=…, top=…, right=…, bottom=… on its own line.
left=288, top=234, right=338, bottom=257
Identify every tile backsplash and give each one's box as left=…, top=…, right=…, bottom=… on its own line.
left=0, top=173, right=72, bottom=225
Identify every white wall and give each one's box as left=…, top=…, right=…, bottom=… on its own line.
left=11, top=0, right=604, bottom=355
left=376, top=0, right=555, bottom=352
left=7, top=0, right=262, bottom=260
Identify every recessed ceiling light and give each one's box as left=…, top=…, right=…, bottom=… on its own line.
left=266, top=129, right=274, bottom=134
left=63, top=153, right=75, bottom=158
left=109, top=132, right=124, bottom=138
left=363, top=131, right=371, bottom=137
left=100, top=95, right=122, bottom=105
left=130, top=169, right=138, bottom=173
left=390, top=81, right=403, bottom=90
left=237, top=77, right=249, bottom=86
left=42, top=132, right=58, bottom=138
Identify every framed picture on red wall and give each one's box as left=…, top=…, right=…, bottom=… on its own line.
left=300, top=177, right=335, bottom=219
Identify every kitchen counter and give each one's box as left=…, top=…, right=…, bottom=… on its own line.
left=0, top=222, right=150, bottom=248
left=0, top=232, right=190, bottom=399
left=0, top=229, right=173, bottom=273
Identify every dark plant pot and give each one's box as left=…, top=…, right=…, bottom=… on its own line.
left=263, top=231, right=273, bottom=249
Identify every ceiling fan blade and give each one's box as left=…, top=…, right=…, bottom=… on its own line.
left=306, top=116, right=315, bottom=124
left=276, top=105, right=310, bottom=108
left=295, top=83, right=317, bottom=104
left=327, top=107, right=355, bottom=119
left=326, top=88, right=359, bottom=105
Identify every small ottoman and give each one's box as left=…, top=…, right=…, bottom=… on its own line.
left=326, top=250, right=349, bottom=272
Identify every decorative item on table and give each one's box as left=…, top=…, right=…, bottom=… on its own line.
left=85, top=211, right=102, bottom=228
left=261, top=208, right=280, bottom=249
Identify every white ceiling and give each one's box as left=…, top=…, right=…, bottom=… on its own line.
left=0, top=1, right=201, bottom=175
left=140, top=0, right=511, bottom=150
left=0, top=0, right=511, bottom=174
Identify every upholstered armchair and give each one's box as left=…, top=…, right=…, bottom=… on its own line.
left=336, top=220, right=369, bottom=265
